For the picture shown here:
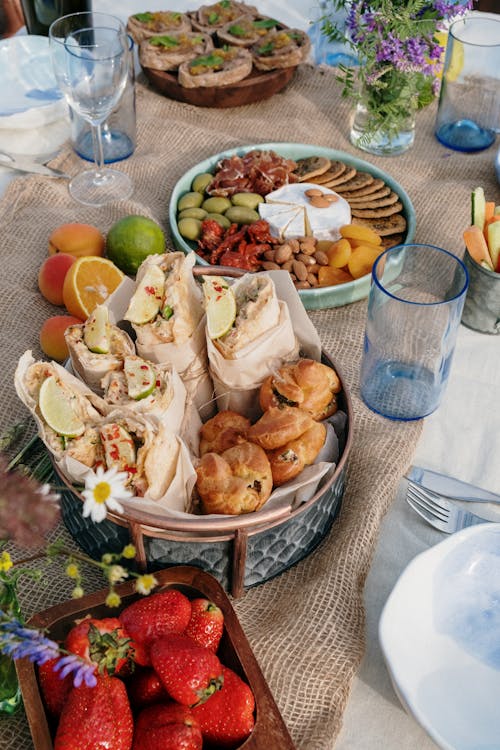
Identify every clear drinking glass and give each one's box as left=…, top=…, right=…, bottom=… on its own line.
left=435, top=14, right=500, bottom=153
left=360, top=244, right=468, bottom=421
left=49, top=12, right=133, bottom=206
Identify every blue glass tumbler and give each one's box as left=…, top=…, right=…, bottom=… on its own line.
left=360, top=244, right=468, bottom=421
left=435, top=15, right=500, bottom=153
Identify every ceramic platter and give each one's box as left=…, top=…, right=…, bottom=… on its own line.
left=169, top=142, right=416, bottom=310
left=379, top=524, right=500, bottom=750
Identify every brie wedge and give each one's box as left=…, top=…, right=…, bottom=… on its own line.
left=258, top=182, right=351, bottom=241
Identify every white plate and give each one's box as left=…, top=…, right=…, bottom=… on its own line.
left=0, top=35, right=67, bottom=129
left=380, top=523, right=500, bottom=750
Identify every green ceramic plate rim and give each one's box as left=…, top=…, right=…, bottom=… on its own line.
left=168, top=142, right=417, bottom=310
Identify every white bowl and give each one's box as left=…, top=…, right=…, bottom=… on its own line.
left=379, top=523, right=500, bottom=750
left=0, top=35, right=67, bottom=129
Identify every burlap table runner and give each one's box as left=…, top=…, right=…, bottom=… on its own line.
left=1, top=63, right=496, bottom=749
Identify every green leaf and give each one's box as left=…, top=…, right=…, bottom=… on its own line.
left=133, top=12, right=154, bottom=22
left=150, top=35, right=180, bottom=48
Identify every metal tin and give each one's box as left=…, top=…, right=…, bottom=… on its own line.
left=461, top=249, right=500, bottom=334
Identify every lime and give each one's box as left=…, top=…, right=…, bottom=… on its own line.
left=39, top=376, right=85, bottom=437
left=124, top=265, right=165, bottom=325
left=106, top=215, right=165, bottom=276
left=202, top=275, right=236, bottom=339
left=100, top=423, right=136, bottom=471
left=124, top=357, right=156, bottom=400
left=83, top=305, right=111, bottom=354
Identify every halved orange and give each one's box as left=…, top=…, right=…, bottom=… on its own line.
left=62, top=257, right=124, bottom=320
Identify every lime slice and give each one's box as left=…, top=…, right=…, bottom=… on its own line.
left=100, top=423, right=136, bottom=471
left=38, top=376, right=85, bottom=438
left=83, top=305, right=111, bottom=354
left=124, top=357, right=156, bottom=400
left=124, top=265, right=165, bottom=325
left=202, top=276, right=237, bottom=339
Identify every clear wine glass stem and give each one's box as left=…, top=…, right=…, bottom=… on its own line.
left=90, top=122, right=106, bottom=182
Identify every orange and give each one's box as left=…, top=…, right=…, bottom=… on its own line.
left=62, top=257, right=124, bottom=320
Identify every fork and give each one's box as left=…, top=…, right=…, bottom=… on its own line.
left=406, top=482, right=489, bottom=533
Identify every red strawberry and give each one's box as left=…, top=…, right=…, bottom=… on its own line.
left=132, top=703, right=202, bottom=750
left=65, top=617, right=136, bottom=675
left=184, top=598, right=224, bottom=653
left=126, top=667, right=169, bottom=711
left=38, top=656, right=73, bottom=717
left=119, top=590, right=192, bottom=665
left=192, top=666, right=255, bottom=748
left=150, top=633, right=223, bottom=707
left=54, top=674, right=133, bottom=750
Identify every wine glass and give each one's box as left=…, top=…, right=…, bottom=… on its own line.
left=49, top=12, right=133, bottom=206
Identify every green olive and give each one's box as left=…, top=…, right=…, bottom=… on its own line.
left=202, top=196, right=232, bottom=214
left=177, top=217, right=202, bottom=241
left=231, top=192, right=264, bottom=210
left=224, top=206, right=260, bottom=225
left=206, top=213, right=231, bottom=229
left=178, top=207, right=208, bottom=221
left=192, top=172, right=213, bottom=194
left=177, top=192, right=204, bottom=212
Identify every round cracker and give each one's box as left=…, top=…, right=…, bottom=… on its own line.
left=321, top=165, right=357, bottom=187
left=295, top=156, right=331, bottom=181
left=380, top=233, right=405, bottom=248
left=333, top=171, right=374, bottom=193
left=351, top=213, right=407, bottom=236
left=339, top=180, right=387, bottom=199
left=308, top=160, right=347, bottom=184
left=347, top=190, right=400, bottom=208
left=351, top=201, right=403, bottom=219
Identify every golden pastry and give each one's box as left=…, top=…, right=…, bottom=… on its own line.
left=246, top=405, right=314, bottom=450
left=200, top=410, right=251, bottom=456
left=266, top=421, right=326, bottom=486
left=259, top=358, right=341, bottom=420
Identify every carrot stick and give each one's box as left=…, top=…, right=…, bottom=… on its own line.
left=485, top=201, right=495, bottom=226
left=463, top=225, right=494, bottom=269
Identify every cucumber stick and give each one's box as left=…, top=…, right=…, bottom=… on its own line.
left=471, top=187, right=486, bottom=229
left=487, top=221, right=500, bottom=271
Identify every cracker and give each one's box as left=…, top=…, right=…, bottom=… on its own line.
left=351, top=201, right=403, bottom=219
left=333, top=172, right=375, bottom=193
left=295, top=156, right=331, bottom=181
left=309, top=160, right=348, bottom=184
left=351, top=213, right=407, bottom=236
left=348, top=190, right=400, bottom=208
left=380, top=233, right=405, bottom=248
left=338, top=179, right=387, bottom=199
left=320, top=165, right=357, bottom=187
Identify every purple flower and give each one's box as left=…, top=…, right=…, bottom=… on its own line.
left=0, top=612, right=97, bottom=688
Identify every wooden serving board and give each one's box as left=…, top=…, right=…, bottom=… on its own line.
left=16, top=566, right=296, bottom=749
left=142, top=64, right=297, bottom=108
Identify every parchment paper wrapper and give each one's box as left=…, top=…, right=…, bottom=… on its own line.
left=65, top=320, right=136, bottom=395
left=104, top=265, right=215, bottom=422
left=207, top=270, right=321, bottom=419
left=14, top=350, right=107, bottom=461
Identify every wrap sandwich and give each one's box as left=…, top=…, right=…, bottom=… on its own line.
left=65, top=305, right=136, bottom=394
left=14, top=350, right=107, bottom=467
left=124, top=252, right=214, bottom=419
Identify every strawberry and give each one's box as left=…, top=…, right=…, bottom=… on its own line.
left=119, top=590, right=191, bottom=665
left=65, top=617, right=136, bottom=675
left=54, top=674, right=133, bottom=750
left=150, top=633, right=223, bottom=707
left=126, top=667, right=169, bottom=711
left=38, top=656, right=73, bottom=717
left=192, top=666, right=255, bottom=748
left=184, top=598, right=224, bottom=653
left=132, top=703, right=202, bottom=750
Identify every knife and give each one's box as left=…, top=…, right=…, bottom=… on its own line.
left=406, top=465, right=500, bottom=504
left=0, top=154, right=69, bottom=179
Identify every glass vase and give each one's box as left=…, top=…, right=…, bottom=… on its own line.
left=0, top=582, right=22, bottom=714
left=349, top=77, right=417, bottom=156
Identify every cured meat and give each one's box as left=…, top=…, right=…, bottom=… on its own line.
left=177, top=46, right=253, bottom=88
left=190, top=1, right=257, bottom=33
left=127, top=11, right=191, bottom=44
left=252, top=29, right=311, bottom=71
left=216, top=15, right=281, bottom=47
left=139, top=31, right=213, bottom=71
left=207, top=149, right=298, bottom=197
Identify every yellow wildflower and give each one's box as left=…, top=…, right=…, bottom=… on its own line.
left=135, top=574, right=158, bottom=595
left=0, top=551, right=13, bottom=572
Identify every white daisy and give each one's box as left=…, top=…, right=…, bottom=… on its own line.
left=81, top=466, right=133, bottom=523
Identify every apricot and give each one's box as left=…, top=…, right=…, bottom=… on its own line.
left=39, top=315, right=83, bottom=362
left=48, top=223, right=105, bottom=258
left=347, top=245, right=383, bottom=279
left=318, top=266, right=354, bottom=287
left=326, top=238, right=352, bottom=268
left=38, top=253, right=75, bottom=306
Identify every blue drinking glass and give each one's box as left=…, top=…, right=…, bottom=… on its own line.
left=360, top=244, right=468, bottom=421
left=435, top=14, right=500, bottom=153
